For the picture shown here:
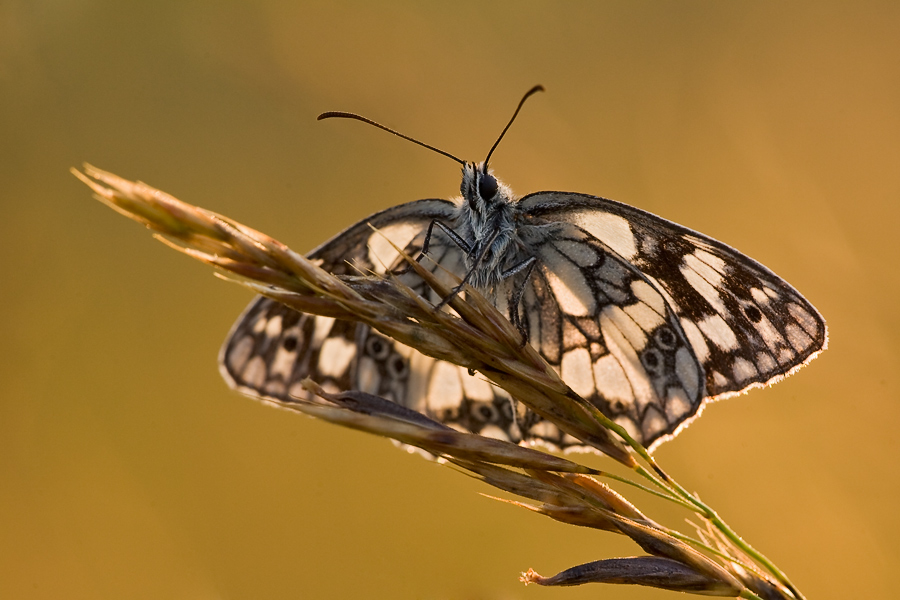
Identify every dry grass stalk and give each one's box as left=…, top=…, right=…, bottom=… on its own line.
left=73, top=164, right=807, bottom=600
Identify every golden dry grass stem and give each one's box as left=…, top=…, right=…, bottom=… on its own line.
left=73, top=164, right=804, bottom=600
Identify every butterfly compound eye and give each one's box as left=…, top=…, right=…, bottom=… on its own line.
left=478, top=173, right=499, bottom=200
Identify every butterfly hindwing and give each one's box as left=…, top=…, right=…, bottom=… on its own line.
left=221, top=298, right=352, bottom=403
left=515, top=222, right=705, bottom=447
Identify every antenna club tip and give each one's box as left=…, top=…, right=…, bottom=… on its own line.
left=483, top=84, right=545, bottom=166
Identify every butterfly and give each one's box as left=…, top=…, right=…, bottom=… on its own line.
left=219, top=86, right=826, bottom=452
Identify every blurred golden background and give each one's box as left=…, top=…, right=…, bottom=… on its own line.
left=2, top=2, right=898, bottom=598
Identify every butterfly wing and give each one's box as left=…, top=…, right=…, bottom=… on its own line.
left=221, top=189, right=826, bottom=454
left=219, top=198, right=451, bottom=411
left=219, top=198, right=527, bottom=443
left=518, top=191, right=826, bottom=443
left=509, top=220, right=706, bottom=450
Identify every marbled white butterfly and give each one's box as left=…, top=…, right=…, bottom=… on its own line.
left=220, top=86, right=826, bottom=451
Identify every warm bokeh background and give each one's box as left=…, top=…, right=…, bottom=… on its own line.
left=2, top=2, right=898, bottom=599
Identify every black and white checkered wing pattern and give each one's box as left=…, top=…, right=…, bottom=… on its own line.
left=512, top=222, right=706, bottom=448
left=519, top=192, right=827, bottom=438
left=219, top=199, right=450, bottom=414
left=221, top=188, right=826, bottom=454
left=219, top=199, right=525, bottom=442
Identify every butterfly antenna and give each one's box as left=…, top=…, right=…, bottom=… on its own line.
left=483, top=84, right=544, bottom=170
left=317, top=111, right=466, bottom=166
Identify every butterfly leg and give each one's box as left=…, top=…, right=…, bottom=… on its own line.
left=421, top=219, right=471, bottom=258
left=501, top=257, right=537, bottom=344
left=392, top=219, right=471, bottom=276
left=435, top=229, right=501, bottom=311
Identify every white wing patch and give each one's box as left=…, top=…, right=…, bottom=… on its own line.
left=226, top=335, right=254, bottom=373
left=600, top=311, right=656, bottom=412
left=541, top=248, right=595, bottom=316
left=680, top=258, right=727, bottom=314
left=269, top=341, right=299, bottom=381
left=427, top=361, right=464, bottom=412
left=593, top=355, right=633, bottom=406
left=692, top=249, right=728, bottom=275
left=697, top=314, right=740, bottom=351
left=732, top=357, right=758, bottom=383
left=756, top=352, right=777, bottom=374
left=623, top=302, right=665, bottom=332
left=561, top=348, right=594, bottom=398
left=356, top=356, right=379, bottom=394
left=751, top=287, right=771, bottom=304
left=674, top=347, right=701, bottom=400
left=631, top=279, right=667, bottom=315
left=243, top=356, right=267, bottom=388
left=665, top=387, right=692, bottom=421
left=312, top=316, right=336, bottom=346
left=785, top=323, right=814, bottom=352
left=603, top=306, right=648, bottom=351
left=570, top=211, right=638, bottom=260
left=367, top=221, right=422, bottom=274
left=318, top=337, right=356, bottom=378
left=679, top=318, right=710, bottom=363
left=461, top=372, right=495, bottom=402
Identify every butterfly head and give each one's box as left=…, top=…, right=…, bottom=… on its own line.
left=461, top=162, right=512, bottom=215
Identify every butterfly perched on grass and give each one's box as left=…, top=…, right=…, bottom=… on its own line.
left=219, top=86, right=826, bottom=452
